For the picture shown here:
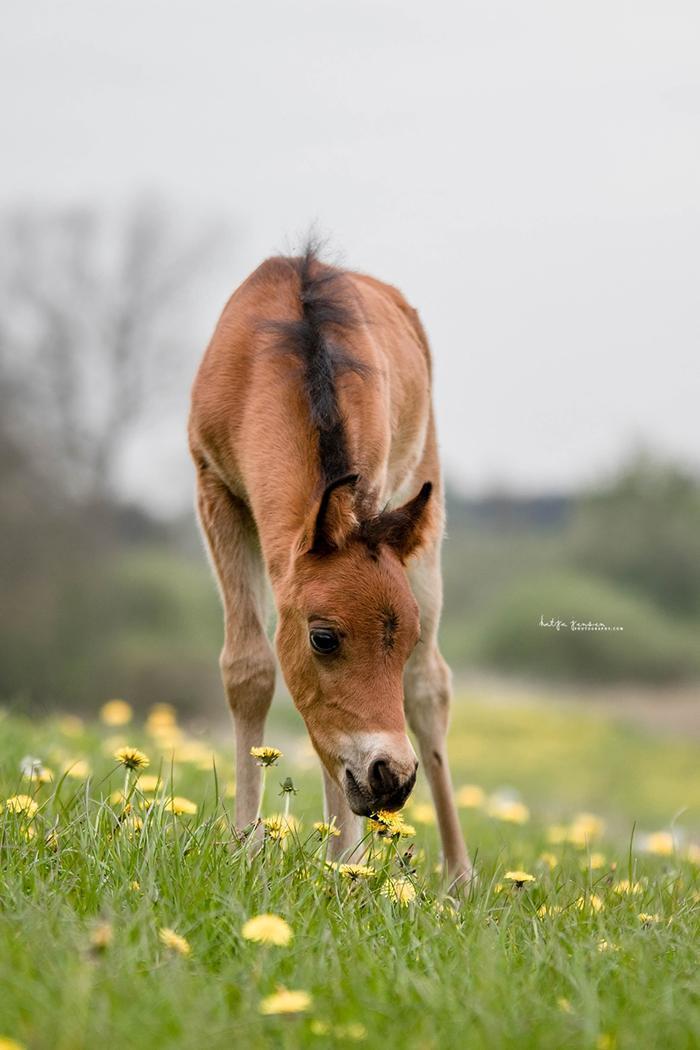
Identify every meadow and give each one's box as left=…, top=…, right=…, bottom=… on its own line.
left=1, top=692, right=699, bottom=1050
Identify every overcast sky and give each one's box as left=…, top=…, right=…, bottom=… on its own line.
left=2, top=1, right=698, bottom=510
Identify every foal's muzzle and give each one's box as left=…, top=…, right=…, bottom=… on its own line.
left=344, top=757, right=418, bottom=816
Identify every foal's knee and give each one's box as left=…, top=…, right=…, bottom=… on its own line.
left=219, top=646, right=275, bottom=721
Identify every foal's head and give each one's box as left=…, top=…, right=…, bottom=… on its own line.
left=276, top=476, right=433, bottom=816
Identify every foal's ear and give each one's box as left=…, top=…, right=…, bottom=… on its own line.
left=360, top=481, right=433, bottom=562
left=307, top=473, right=360, bottom=554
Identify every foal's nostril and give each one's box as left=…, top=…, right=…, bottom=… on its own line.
left=368, top=758, right=399, bottom=798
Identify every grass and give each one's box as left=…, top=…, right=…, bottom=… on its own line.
left=0, top=694, right=699, bottom=1049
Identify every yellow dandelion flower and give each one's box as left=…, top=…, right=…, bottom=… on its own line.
left=336, top=863, right=375, bottom=881
left=586, top=853, right=607, bottom=870
left=100, top=699, right=133, bottom=726
left=557, top=997, right=573, bottom=1014
left=575, top=894, right=604, bottom=912
left=539, top=852, right=559, bottom=870
left=130, top=881, right=140, bottom=892
left=242, top=913, right=293, bottom=947
left=409, top=802, right=435, bottom=824
left=0, top=1037, right=26, bottom=1050
left=3, top=795, right=38, bottom=819
left=89, top=921, right=113, bottom=951
left=613, top=879, right=644, bottom=895
left=146, top=703, right=177, bottom=731
left=685, top=843, right=700, bottom=865
left=113, top=746, right=149, bottom=771
left=537, top=904, right=563, bottom=918
left=488, top=799, right=530, bottom=825
left=455, top=784, right=485, bottom=808
left=313, top=821, right=341, bottom=838
left=638, top=913, right=660, bottom=926
left=250, top=746, right=283, bottom=767
left=259, top=987, right=312, bottom=1015
left=382, top=877, right=417, bottom=905
left=163, top=796, right=197, bottom=816
left=136, top=774, right=162, bottom=793
left=336, top=1023, right=367, bottom=1041
left=547, top=824, right=568, bottom=845
left=63, top=759, right=90, bottom=780
left=504, top=870, right=536, bottom=887
left=369, top=810, right=415, bottom=838
left=57, top=714, right=84, bottom=736
left=644, top=831, right=675, bottom=856
left=158, top=927, right=191, bottom=956
left=568, top=812, right=605, bottom=845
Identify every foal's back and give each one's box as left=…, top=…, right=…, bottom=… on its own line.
left=189, top=252, right=434, bottom=546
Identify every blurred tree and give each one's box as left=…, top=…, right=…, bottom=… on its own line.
left=0, top=201, right=222, bottom=710
left=0, top=201, right=212, bottom=501
left=570, top=452, right=700, bottom=617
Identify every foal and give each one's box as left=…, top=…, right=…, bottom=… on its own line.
left=189, top=246, right=472, bottom=883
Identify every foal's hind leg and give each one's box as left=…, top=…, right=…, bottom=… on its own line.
left=404, top=545, right=473, bottom=886
left=196, top=469, right=275, bottom=832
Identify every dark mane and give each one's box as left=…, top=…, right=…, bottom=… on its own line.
left=263, top=243, right=369, bottom=484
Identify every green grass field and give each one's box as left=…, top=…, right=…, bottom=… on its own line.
left=1, top=693, right=699, bottom=1049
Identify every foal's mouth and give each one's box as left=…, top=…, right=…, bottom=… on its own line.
left=344, top=763, right=417, bottom=817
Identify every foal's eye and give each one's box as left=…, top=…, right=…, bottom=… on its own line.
left=309, top=628, right=340, bottom=655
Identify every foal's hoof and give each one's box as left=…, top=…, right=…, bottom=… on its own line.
left=447, top=863, right=478, bottom=896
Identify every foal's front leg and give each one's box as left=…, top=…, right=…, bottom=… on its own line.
left=196, top=470, right=276, bottom=832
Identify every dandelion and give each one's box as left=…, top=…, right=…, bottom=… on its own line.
left=567, top=812, right=605, bottom=845
left=57, top=714, right=84, bottom=736
left=336, top=1023, right=367, bottom=1041
left=409, top=802, right=435, bottom=824
left=331, top=863, right=375, bottom=881
left=137, top=774, right=162, bottom=793
left=575, top=894, right=604, bottom=912
left=19, top=756, right=53, bottom=784
left=63, top=759, right=90, bottom=780
left=557, top=997, right=573, bottom=1014
left=263, top=814, right=300, bottom=840
left=158, top=927, right=191, bottom=956
left=146, top=703, right=177, bottom=732
left=539, top=852, right=559, bottom=870
left=313, top=821, right=341, bottom=838
left=163, top=796, right=197, bottom=816
left=242, top=913, right=293, bottom=947
left=638, top=913, right=661, bottom=927
left=686, top=843, right=700, bottom=865
left=113, top=746, right=150, bottom=771
left=259, top=987, right=312, bottom=1015
left=585, top=852, right=607, bottom=870
left=250, top=746, right=283, bottom=767
left=455, top=784, right=485, bottom=808
left=537, top=904, right=563, bottom=918
left=100, top=699, right=133, bottom=726
left=130, top=881, right=140, bottom=892
left=369, top=810, right=416, bottom=838
left=613, top=879, right=644, bottom=895
left=488, top=799, right=530, bottom=824
left=89, top=921, right=113, bottom=952
left=382, top=877, right=417, bottom=905
left=503, top=870, right=536, bottom=887
left=3, top=795, right=38, bottom=819
left=0, top=1038, right=26, bottom=1050
left=643, top=831, right=675, bottom=856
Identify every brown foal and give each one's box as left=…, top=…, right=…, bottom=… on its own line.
left=189, top=246, right=472, bottom=883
